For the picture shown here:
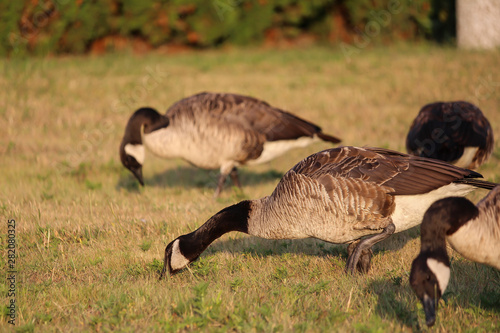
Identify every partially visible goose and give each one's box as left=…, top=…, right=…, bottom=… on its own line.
left=119, top=92, right=341, bottom=196
left=406, top=101, right=494, bottom=169
left=410, top=186, right=500, bottom=327
left=159, top=146, right=496, bottom=279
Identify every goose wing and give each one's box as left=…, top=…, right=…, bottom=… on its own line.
left=166, top=92, right=340, bottom=142
left=476, top=185, right=500, bottom=239
left=406, top=101, right=494, bottom=164
left=290, top=146, right=481, bottom=196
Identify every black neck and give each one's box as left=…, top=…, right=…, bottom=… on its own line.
left=420, top=219, right=448, bottom=253
left=123, top=107, right=169, bottom=144
left=419, top=196, right=479, bottom=263
left=179, top=201, right=251, bottom=261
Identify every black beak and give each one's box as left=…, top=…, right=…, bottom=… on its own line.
left=159, top=264, right=167, bottom=280
left=131, top=166, right=144, bottom=186
left=159, top=243, right=173, bottom=280
left=422, top=294, right=436, bottom=327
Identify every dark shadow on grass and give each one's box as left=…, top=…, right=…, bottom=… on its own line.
left=116, top=166, right=283, bottom=192
left=366, top=262, right=500, bottom=331
left=202, top=225, right=422, bottom=264
left=476, top=280, right=500, bottom=312
left=116, top=165, right=283, bottom=193
left=148, top=166, right=283, bottom=189
left=209, top=237, right=349, bottom=259
left=201, top=236, right=405, bottom=270
left=444, top=261, right=500, bottom=313
left=367, top=278, right=422, bottom=331
left=116, top=174, right=142, bottom=193
left=372, top=225, right=421, bottom=255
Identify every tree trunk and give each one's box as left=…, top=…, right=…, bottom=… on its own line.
left=457, top=0, right=500, bottom=49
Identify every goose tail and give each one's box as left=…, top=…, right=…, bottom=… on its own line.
left=317, top=132, right=342, bottom=144
left=455, top=178, right=499, bottom=190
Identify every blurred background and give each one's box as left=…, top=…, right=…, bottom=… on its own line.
left=3, top=0, right=499, bottom=57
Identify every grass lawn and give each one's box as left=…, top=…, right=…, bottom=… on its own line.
left=1, top=44, right=500, bottom=332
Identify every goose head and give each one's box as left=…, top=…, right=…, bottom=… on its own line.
left=120, top=142, right=145, bottom=185
left=410, top=196, right=479, bottom=327
left=410, top=254, right=450, bottom=327
left=119, top=107, right=169, bottom=186
left=160, top=237, right=198, bottom=278
left=159, top=201, right=252, bottom=279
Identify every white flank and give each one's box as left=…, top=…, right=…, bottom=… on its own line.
left=447, top=214, right=500, bottom=270
left=248, top=136, right=318, bottom=165
left=453, top=147, right=479, bottom=168
left=144, top=127, right=230, bottom=169
left=143, top=128, right=180, bottom=159
left=427, top=258, right=450, bottom=294
left=170, top=239, right=190, bottom=271
left=392, top=183, right=475, bottom=232
left=124, top=143, right=145, bottom=165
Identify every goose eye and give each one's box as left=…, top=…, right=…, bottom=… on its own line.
left=426, top=275, right=431, bottom=281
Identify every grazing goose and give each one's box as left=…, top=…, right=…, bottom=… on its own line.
left=119, top=92, right=341, bottom=196
left=406, top=101, right=494, bottom=169
left=410, top=185, right=500, bottom=327
left=159, top=146, right=496, bottom=279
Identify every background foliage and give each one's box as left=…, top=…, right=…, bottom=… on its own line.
left=1, top=0, right=456, bottom=56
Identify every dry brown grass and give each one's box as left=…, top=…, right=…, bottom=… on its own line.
left=1, top=44, right=499, bottom=332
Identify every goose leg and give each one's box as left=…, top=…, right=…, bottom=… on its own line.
left=347, top=241, right=373, bottom=273
left=229, top=167, right=241, bottom=188
left=345, top=221, right=395, bottom=275
left=214, top=173, right=228, bottom=198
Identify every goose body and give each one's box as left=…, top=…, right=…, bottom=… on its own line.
left=410, top=186, right=500, bottom=327
left=160, top=146, right=496, bottom=278
left=406, top=101, right=494, bottom=169
left=119, top=92, right=341, bottom=196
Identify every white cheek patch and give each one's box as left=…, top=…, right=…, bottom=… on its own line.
left=453, top=147, right=479, bottom=168
left=170, top=239, right=190, bottom=271
left=427, top=258, right=450, bottom=294
left=124, top=144, right=145, bottom=165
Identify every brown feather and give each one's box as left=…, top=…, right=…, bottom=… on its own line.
left=406, top=101, right=494, bottom=169
left=291, top=146, right=485, bottom=196
left=166, top=92, right=341, bottom=143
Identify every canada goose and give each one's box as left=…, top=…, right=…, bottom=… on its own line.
left=119, top=92, right=341, bottom=196
left=159, top=146, right=496, bottom=279
left=410, top=186, right=500, bottom=327
left=406, top=101, right=494, bottom=169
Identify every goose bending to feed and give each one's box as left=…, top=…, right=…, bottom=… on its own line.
left=406, top=101, right=493, bottom=169
left=119, top=92, right=341, bottom=196
left=410, top=186, right=500, bottom=327
left=159, top=146, right=497, bottom=279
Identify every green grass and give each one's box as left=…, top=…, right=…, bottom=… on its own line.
left=1, top=44, right=500, bottom=332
